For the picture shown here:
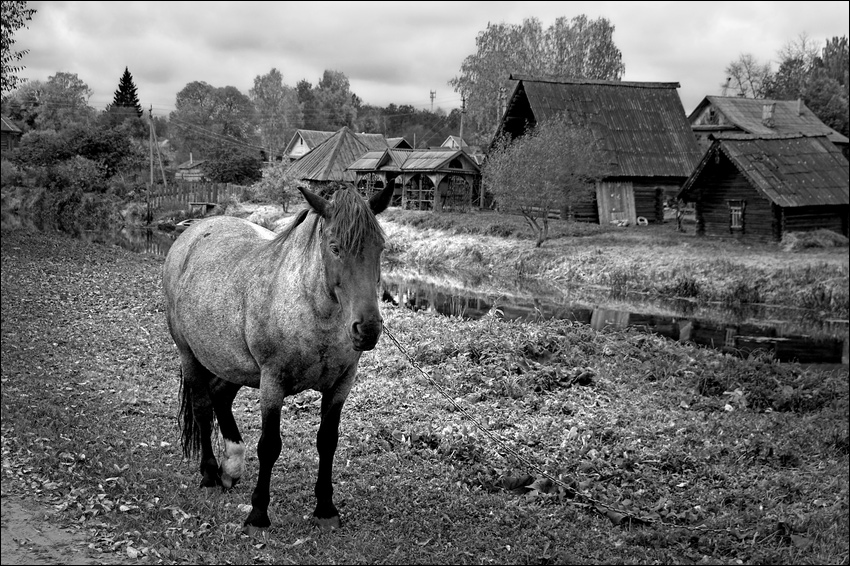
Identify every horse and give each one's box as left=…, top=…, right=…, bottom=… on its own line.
left=162, top=183, right=395, bottom=533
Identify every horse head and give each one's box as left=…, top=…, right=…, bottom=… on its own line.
left=299, top=183, right=394, bottom=351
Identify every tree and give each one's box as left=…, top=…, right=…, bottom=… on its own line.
left=723, top=53, right=772, bottom=98
left=483, top=113, right=606, bottom=247
left=34, top=72, right=96, bottom=131
left=450, top=16, right=624, bottom=146
left=762, top=34, right=849, bottom=137
left=249, top=68, right=302, bottom=161
left=202, top=145, right=263, bottom=184
left=1, top=1, right=36, bottom=95
left=168, top=81, right=258, bottom=164
left=106, top=66, right=143, bottom=118
left=311, top=69, right=358, bottom=131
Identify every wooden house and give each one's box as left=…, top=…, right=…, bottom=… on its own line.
left=174, top=154, right=208, bottom=182
left=677, top=133, right=849, bottom=241
left=1, top=115, right=23, bottom=152
left=493, top=75, right=703, bottom=224
left=688, top=96, right=849, bottom=159
left=347, top=147, right=482, bottom=212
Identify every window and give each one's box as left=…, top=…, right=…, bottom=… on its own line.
left=728, top=200, right=745, bottom=231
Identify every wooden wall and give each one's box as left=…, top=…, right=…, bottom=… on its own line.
left=782, top=205, right=849, bottom=237
left=692, top=156, right=778, bottom=241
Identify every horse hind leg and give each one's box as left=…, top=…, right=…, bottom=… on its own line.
left=209, top=377, right=245, bottom=490
left=178, top=353, right=221, bottom=488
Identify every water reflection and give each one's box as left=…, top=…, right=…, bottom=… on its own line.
left=381, top=275, right=849, bottom=365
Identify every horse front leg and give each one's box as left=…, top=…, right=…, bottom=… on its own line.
left=312, top=385, right=351, bottom=529
left=243, top=376, right=283, bottom=534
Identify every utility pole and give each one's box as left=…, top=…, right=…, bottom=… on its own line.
left=148, top=106, right=154, bottom=223
left=430, top=90, right=435, bottom=112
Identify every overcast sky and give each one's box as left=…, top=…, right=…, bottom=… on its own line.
left=12, top=1, right=850, bottom=119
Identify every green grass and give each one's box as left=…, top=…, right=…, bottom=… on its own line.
left=2, top=226, right=847, bottom=564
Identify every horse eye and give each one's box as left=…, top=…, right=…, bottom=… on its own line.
left=329, top=241, right=340, bottom=256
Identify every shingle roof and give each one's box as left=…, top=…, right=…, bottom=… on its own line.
left=287, top=126, right=373, bottom=182
left=689, top=96, right=849, bottom=145
left=347, top=148, right=480, bottom=174
left=678, top=133, right=849, bottom=208
left=1, top=115, right=23, bottom=134
left=498, top=75, right=703, bottom=178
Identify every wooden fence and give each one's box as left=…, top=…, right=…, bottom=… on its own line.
left=148, top=182, right=247, bottom=210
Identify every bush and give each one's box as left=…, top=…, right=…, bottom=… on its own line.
left=50, top=156, right=109, bottom=193
left=1, top=159, right=23, bottom=188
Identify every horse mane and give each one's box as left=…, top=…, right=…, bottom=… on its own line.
left=272, top=187, right=385, bottom=255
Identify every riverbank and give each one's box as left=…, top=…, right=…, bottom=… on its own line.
left=1, top=224, right=847, bottom=564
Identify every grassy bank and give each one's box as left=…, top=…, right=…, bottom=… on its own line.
left=1, top=225, right=847, bottom=564
left=377, top=210, right=849, bottom=322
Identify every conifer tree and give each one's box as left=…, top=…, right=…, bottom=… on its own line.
left=107, top=66, right=142, bottom=118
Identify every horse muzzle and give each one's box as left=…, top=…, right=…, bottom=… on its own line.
left=350, top=319, right=382, bottom=351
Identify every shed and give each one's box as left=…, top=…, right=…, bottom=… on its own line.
left=348, top=147, right=482, bottom=212
left=493, top=75, right=703, bottom=224
left=676, top=133, right=849, bottom=241
left=1, top=115, right=23, bottom=152
left=688, top=96, right=849, bottom=158
left=174, top=155, right=208, bottom=182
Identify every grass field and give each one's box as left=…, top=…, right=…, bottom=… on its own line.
left=1, top=221, right=848, bottom=565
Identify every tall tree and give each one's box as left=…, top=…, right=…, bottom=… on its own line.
left=483, top=113, right=606, bottom=247
left=723, top=53, right=772, bottom=98
left=311, top=69, right=358, bottom=131
left=249, top=68, right=302, bottom=161
left=34, top=72, right=96, bottom=131
left=169, top=81, right=259, bottom=165
left=449, top=16, right=624, bottom=146
left=1, top=0, right=36, bottom=95
left=106, top=66, right=143, bottom=117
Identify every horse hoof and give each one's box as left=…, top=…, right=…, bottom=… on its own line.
left=242, top=524, right=268, bottom=537
left=220, top=472, right=240, bottom=491
left=310, top=515, right=340, bottom=530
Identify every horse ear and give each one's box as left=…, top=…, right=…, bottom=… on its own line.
left=299, top=187, right=330, bottom=218
left=369, top=184, right=394, bottom=215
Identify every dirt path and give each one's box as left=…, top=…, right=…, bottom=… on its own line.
left=1, top=495, right=127, bottom=565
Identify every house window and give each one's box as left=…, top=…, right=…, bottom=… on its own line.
left=728, top=200, right=745, bottom=231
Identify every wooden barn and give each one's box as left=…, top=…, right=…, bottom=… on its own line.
left=1, top=115, right=23, bottom=152
left=347, top=147, right=482, bottom=212
left=493, top=75, right=703, bottom=224
left=677, top=133, right=850, bottom=241
left=689, top=96, right=849, bottom=159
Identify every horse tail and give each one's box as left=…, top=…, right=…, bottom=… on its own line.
left=178, top=366, right=201, bottom=459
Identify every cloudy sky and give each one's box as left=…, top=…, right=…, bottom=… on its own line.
left=12, top=1, right=850, bottom=118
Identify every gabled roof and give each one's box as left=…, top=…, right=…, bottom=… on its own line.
left=386, top=137, right=412, bottom=149
left=441, top=135, right=468, bottom=148
left=177, top=159, right=207, bottom=169
left=284, top=129, right=390, bottom=158
left=287, top=126, right=373, bottom=183
left=678, top=133, right=849, bottom=208
left=347, top=147, right=480, bottom=174
left=688, top=96, right=849, bottom=145
left=1, top=115, right=23, bottom=134
left=495, top=75, right=703, bottom=178
left=283, top=130, right=334, bottom=156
